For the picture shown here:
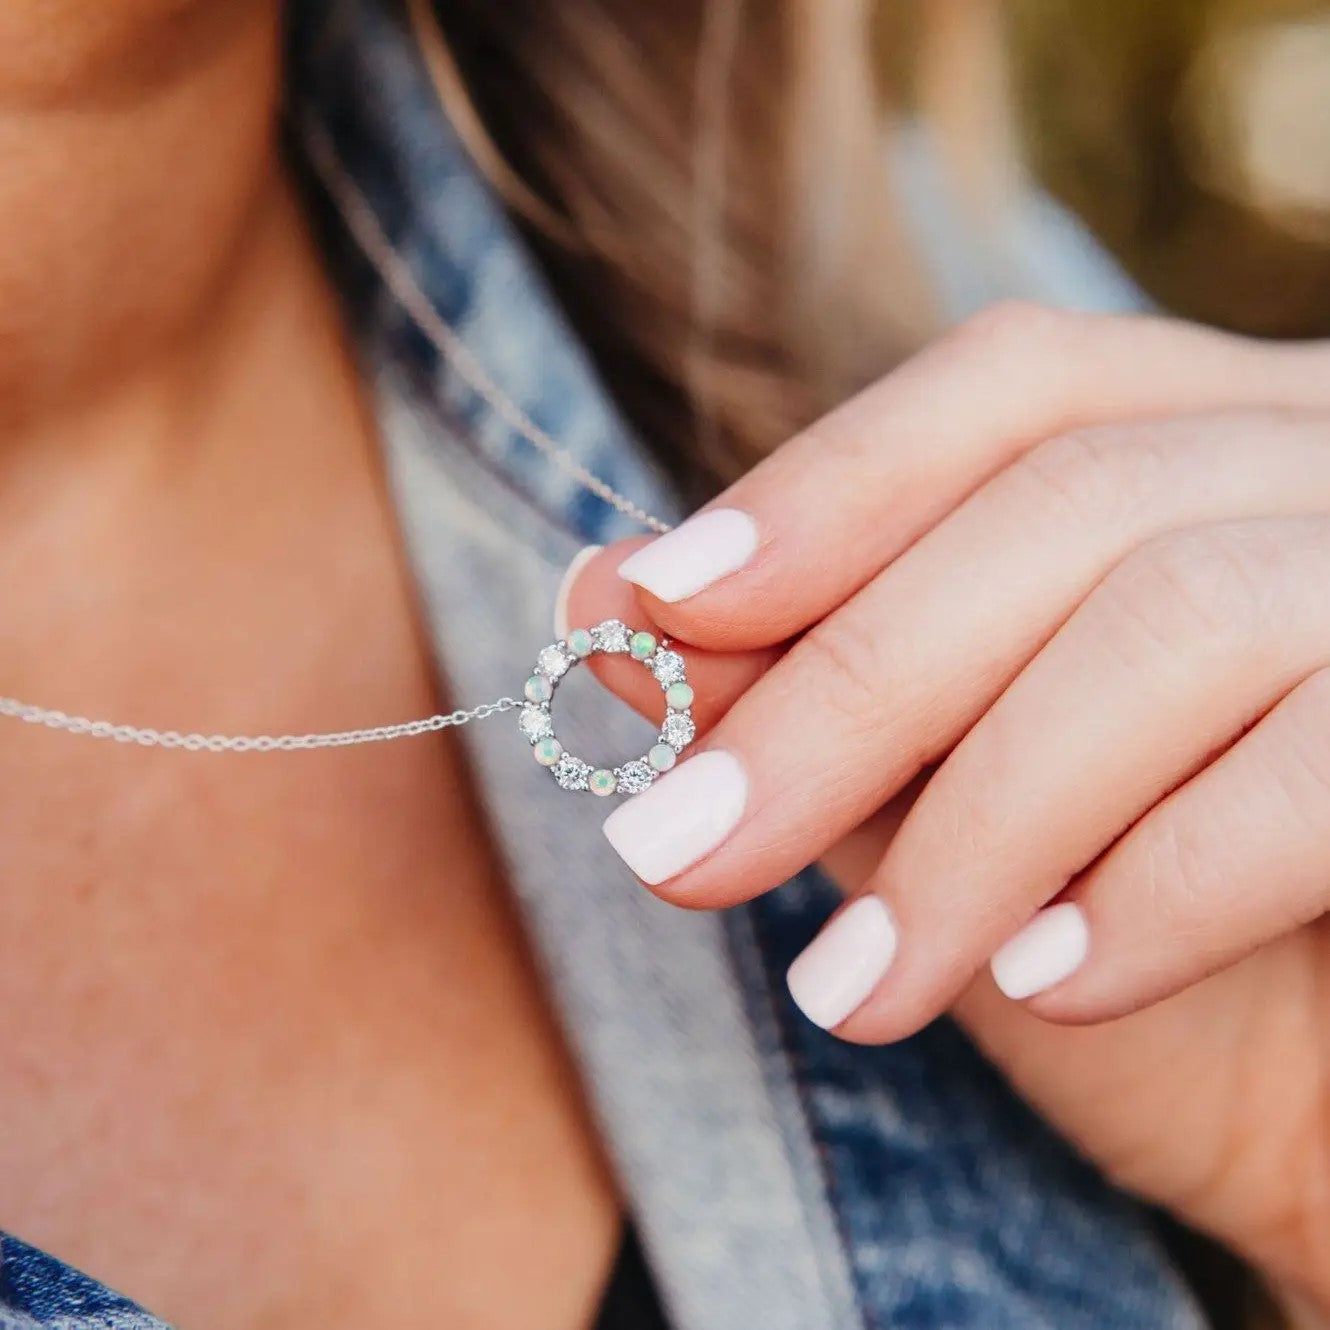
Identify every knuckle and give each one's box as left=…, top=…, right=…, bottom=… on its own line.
left=1099, top=525, right=1278, bottom=663
left=1011, top=425, right=1168, bottom=527
left=1267, top=670, right=1330, bottom=823
left=947, top=299, right=1073, bottom=357
left=799, top=614, right=893, bottom=737
left=916, top=726, right=1030, bottom=884
left=1136, top=814, right=1219, bottom=933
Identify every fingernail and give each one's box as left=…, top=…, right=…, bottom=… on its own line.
left=617, top=508, right=759, bottom=602
left=990, top=902, right=1089, bottom=1000
left=787, top=897, right=898, bottom=1030
left=553, top=545, right=603, bottom=640
left=601, top=750, right=747, bottom=885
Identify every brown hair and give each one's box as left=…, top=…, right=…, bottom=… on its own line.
left=407, top=0, right=936, bottom=496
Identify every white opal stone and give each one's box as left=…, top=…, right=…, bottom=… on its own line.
left=533, top=738, right=562, bottom=767
left=524, top=675, right=553, bottom=704
left=665, top=682, right=694, bottom=711
left=648, top=743, right=677, bottom=773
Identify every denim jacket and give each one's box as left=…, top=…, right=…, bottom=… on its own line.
left=1, top=3, right=1207, bottom=1326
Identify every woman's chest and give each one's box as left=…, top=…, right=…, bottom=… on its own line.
left=0, top=690, right=618, bottom=1329
left=0, top=439, right=618, bottom=1328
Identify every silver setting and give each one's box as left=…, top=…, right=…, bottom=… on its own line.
left=650, top=649, right=686, bottom=686
left=591, top=619, right=632, bottom=654
left=615, top=759, right=655, bottom=796
left=661, top=711, right=696, bottom=753
left=519, top=704, right=555, bottom=743
left=553, top=753, right=592, bottom=792
left=536, top=644, right=574, bottom=680
left=519, top=627, right=696, bottom=796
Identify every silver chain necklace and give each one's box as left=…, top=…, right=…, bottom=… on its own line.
left=0, top=125, right=696, bottom=798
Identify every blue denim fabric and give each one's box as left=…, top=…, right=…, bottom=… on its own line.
left=3, top=2, right=1208, bottom=1326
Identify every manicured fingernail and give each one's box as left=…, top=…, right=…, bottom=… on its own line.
left=553, top=545, right=603, bottom=639
left=601, top=750, right=747, bottom=885
left=617, top=508, right=758, bottom=602
left=990, top=902, right=1089, bottom=1000
left=787, top=897, right=898, bottom=1030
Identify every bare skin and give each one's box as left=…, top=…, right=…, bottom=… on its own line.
left=0, top=6, right=618, bottom=1328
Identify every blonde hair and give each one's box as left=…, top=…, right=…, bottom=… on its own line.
left=405, top=0, right=936, bottom=492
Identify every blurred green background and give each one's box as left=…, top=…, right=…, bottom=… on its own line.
left=877, top=0, right=1330, bottom=336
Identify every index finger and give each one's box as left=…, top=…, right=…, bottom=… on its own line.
left=613, top=306, right=1330, bottom=650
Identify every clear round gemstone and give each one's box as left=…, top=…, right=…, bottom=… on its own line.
left=537, top=644, right=573, bottom=679
left=553, top=753, right=591, bottom=791
left=567, top=628, right=594, bottom=658
left=533, top=737, right=563, bottom=767
left=660, top=711, right=695, bottom=752
left=665, top=681, right=694, bottom=711
left=647, top=743, right=677, bottom=773
left=592, top=619, right=631, bottom=653
left=616, top=759, right=655, bottom=795
left=629, top=631, right=657, bottom=660
left=524, top=674, right=553, bottom=704
left=650, top=650, right=685, bottom=686
left=589, top=768, right=618, bottom=797
left=519, top=704, right=554, bottom=743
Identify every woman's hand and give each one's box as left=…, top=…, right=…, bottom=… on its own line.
left=561, top=304, right=1330, bottom=1314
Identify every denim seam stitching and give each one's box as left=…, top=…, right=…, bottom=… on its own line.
left=724, top=899, right=872, bottom=1330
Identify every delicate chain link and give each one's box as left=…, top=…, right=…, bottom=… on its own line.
left=0, top=119, right=673, bottom=753
left=0, top=695, right=521, bottom=753
left=302, top=117, right=675, bottom=537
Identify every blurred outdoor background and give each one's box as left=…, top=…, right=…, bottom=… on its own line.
left=873, top=0, right=1330, bottom=336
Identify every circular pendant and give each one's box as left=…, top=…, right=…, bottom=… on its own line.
left=518, top=620, right=696, bottom=796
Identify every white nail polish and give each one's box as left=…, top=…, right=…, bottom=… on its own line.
left=553, top=545, right=603, bottom=640
left=990, top=902, right=1089, bottom=1000
left=616, top=509, right=758, bottom=602
left=601, top=750, right=747, bottom=885
left=787, top=897, right=898, bottom=1030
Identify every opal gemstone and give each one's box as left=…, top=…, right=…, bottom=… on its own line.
left=648, top=742, right=677, bottom=773
left=665, top=682, right=694, bottom=711
left=589, top=768, right=618, bottom=796
left=524, top=674, right=553, bottom=704
left=629, top=631, right=657, bottom=660
left=533, top=737, right=562, bottom=766
left=567, top=628, right=594, bottom=658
